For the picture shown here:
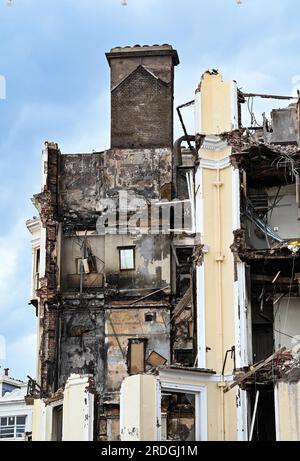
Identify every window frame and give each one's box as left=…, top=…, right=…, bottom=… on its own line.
left=127, top=338, right=147, bottom=375
left=0, top=415, right=26, bottom=440
left=118, top=246, right=136, bottom=271
left=159, top=381, right=207, bottom=441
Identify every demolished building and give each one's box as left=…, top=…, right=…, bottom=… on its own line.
left=26, top=45, right=300, bottom=441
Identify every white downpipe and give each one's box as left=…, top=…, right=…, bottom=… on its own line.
left=249, top=390, right=260, bottom=441
left=214, top=168, right=225, bottom=441
left=195, top=167, right=206, bottom=369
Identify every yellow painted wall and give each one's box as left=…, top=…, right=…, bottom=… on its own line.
left=202, top=165, right=236, bottom=374
left=195, top=71, right=240, bottom=440
left=199, top=72, right=233, bottom=135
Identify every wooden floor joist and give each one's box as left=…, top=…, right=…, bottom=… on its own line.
left=223, top=346, right=286, bottom=393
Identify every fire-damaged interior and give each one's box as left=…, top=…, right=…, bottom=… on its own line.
left=227, top=94, right=300, bottom=441
left=161, top=391, right=195, bottom=441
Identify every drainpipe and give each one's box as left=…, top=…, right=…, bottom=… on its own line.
left=176, top=100, right=195, bottom=152
left=214, top=168, right=225, bottom=440
left=173, top=135, right=195, bottom=197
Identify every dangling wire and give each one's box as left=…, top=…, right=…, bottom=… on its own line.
left=283, top=255, right=296, bottom=333
left=247, top=97, right=260, bottom=128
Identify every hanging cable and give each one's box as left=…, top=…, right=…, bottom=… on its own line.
left=283, top=255, right=296, bottom=333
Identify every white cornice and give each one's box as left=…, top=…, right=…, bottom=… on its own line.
left=198, top=156, right=231, bottom=170
left=200, top=135, right=228, bottom=151
left=26, top=218, right=41, bottom=236
left=159, top=367, right=233, bottom=383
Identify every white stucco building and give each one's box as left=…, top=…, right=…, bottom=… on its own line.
left=0, top=371, right=32, bottom=441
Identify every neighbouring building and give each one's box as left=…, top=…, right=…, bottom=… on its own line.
left=26, top=45, right=300, bottom=441
left=0, top=369, right=32, bottom=441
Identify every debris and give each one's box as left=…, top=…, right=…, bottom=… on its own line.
left=146, top=351, right=167, bottom=367
left=224, top=347, right=286, bottom=393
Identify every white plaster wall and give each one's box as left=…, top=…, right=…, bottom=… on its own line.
left=274, top=298, right=300, bottom=350
left=268, top=184, right=300, bottom=240
left=275, top=381, right=300, bottom=440
left=62, top=374, right=94, bottom=441
left=32, top=399, right=53, bottom=441
left=120, top=374, right=159, bottom=441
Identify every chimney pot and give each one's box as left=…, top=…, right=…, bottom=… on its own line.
left=4, top=368, right=9, bottom=377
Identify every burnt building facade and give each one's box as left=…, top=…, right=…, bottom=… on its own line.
left=27, top=47, right=300, bottom=442
left=27, top=45, right=200, bottom=441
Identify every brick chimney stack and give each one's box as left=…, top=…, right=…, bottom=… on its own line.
left=106, top=44, right=179, bottom=149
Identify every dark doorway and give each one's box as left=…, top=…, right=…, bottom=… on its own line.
left=249, top=386, right=276, bottom=441
left=249, top=267, right=276, bottom=441
left=252, top=324, right=274, bottom=363
left=52, top=405, right=63, bottom=441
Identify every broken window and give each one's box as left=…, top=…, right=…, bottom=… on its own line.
left=128, top=338, right=146, bottom=374
left=119, top=246, right=135, bottom=271
left=174, top=247, right=193, bottom=297
left=174, top=349, right=194, bottom=367
left=161, top=392, right=195, bottom=441
left=172, top=284, right=194, bottom=363
left=177, top=167, right=194, bottom=199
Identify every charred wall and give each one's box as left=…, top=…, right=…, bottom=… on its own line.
left=35, top=143, right=174, bottom=395
left=31, top=45, right=185, bottom=441
left=58, top=147, right=172, bottom=231
left=59, top=153, right=103, bottom=230
left=105, top=306, right=170, bottom=394
left=58, top=298, right=106, bottom=393
left=102, top=148, right=172, bottom=200
left=32, top=143, right=60, bottom=395
left=105, top=234, right=171, bottom=296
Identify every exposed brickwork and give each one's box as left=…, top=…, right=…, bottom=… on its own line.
left=33, top=143, right=60, bottom=395
left=111, top=66, right=173, bottom=148
left=107, top=45, right=178, bottom=150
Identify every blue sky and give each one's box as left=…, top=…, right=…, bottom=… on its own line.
left=0, top=0, right=300, bottom=380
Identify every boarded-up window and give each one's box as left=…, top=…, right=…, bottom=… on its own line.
left=128, top=339, right=146, bottom=374
left=146, top=350, right=167, bottom=367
